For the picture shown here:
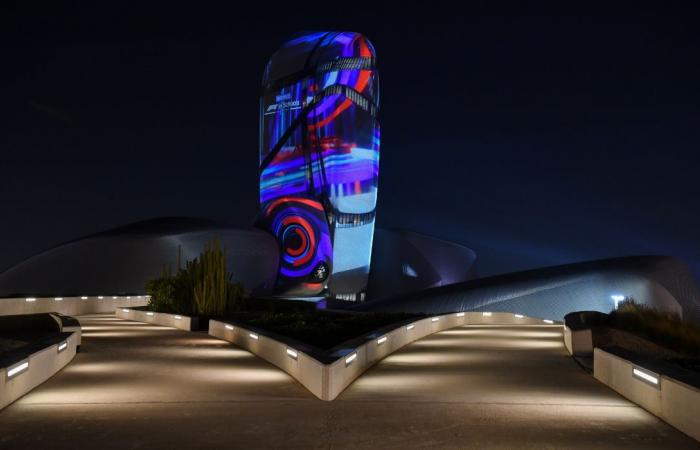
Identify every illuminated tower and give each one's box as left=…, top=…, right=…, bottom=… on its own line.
left=256, top=31, right=380, bottom=300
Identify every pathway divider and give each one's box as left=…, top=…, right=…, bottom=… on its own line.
left=1, top=296, right=148, bottom=316
left=116, top=308, right=197, bottom=331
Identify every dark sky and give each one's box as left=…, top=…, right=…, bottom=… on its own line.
left=2, top=2, right=700, bottom=280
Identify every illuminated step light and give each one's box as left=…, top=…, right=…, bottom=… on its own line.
left=81, top=296, right=88, bottom=300
left=456, top=312, right=465, bottom=317
left=146, top=312, right=154, bottom=316
left=57, top=341, right=68, bottom=353
left=225, top=324, right=234, bottom=330
left=249, top=333, right=259, bottom=340
left=98, top=296, right=104, bottom=299
left=174, top=315, right=182, bottom=320
left=431, top=317, right=440, bottom=322
left=286, top=348, right=298, bottom=359
left=121, top=309, right=129, bottom=313
left=25, top=297, right=36, bottom=302
left=377, top=336, right=387, bottom=345
left=54, top=297, right=63, bottom=301
left=112, top=296, right=117, bottom=299
left=127, top=296, right=131, bottom=299
left=406, top=324, right=415, bottom=331
left=345, top=352, right=357, bottom=366
left=482, top=312, right=492, bottom=317
left=633, top=368, right=659, bottom=385
left=514, top=314, right=524, bottom=319
left=7, top=361, right=29, bottom=378
left=543, top=319, right=554, bottom=324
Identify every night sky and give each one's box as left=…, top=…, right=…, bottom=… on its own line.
left=2, top=2, right=700, bottom=280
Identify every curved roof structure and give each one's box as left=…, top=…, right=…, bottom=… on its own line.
left=356, top=255, right=700, bottom=323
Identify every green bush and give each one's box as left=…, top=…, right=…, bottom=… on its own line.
left=145, top=237, right=245, bottom=316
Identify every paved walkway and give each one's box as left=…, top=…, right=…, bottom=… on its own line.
left=1, top=315, right=697, bottom=449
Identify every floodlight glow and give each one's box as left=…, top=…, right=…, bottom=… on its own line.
left=286, top=348, right=298, bottom=359
left=174, top=315, right=182, bottom=320
left=249, top=333, right=259, bottom=340
left=54, top=297, right=63, bottom=301
left=377, top=336, right=387, bottom=345
left=81, top=296, right=88, bottom=300
left=25, top=297, right=36, bottom=302
left=7, top=361, right=29, bottom=378
left=345, top=352, right=357, bottom=365
left=431, top=317, right=440, bottom=322
left=456, top=312, right=465, bottom=317
left=406, top=324, right=415, bottom=331
left=482, top=312, right=492, bottom=317
left=611, top=295, right=625, bottom=309
left=57, top=341, right=67, bottom=352
left=514, top=314, right=524, bottom=318
left=543, top=319, right=554, bottom=324
left=633, top=368, right=659, bottom=385
left=98, top=296, right=104, bottom=299
left=225, top=324, right=234, bottom=330
left=146, top=312, right=154, bottom=316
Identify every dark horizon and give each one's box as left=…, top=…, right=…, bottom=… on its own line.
left=3, top=2, right=700, bottom=280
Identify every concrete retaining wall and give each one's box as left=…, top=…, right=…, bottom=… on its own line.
left=563, top=326, right=593, bottom=355
left=594, top=348, right=700, bottom=442
left=0, top=330, right=78, bottom=410
left=0, top=296, right=148, bottom=316
left=116, top=308, right=196, bottom=331
left=210, top=311, right=560, bottom=401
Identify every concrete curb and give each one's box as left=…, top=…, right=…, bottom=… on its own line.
left=1, top=296, right=148, bottom=316
left=116, top=308, right=197, bottom=331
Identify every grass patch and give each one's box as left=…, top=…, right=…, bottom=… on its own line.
left=606, top=301, right=700, bottom=357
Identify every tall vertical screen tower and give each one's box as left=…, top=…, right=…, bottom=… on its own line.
left=257, top=31, right=380, bottom=301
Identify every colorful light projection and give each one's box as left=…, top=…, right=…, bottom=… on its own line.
left=257, top=31, right=380, bottom=299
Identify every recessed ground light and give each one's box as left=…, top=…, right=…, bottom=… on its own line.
left=482, top=312, right=492, bottom=317
left=225, top=324, right=234, bottom=330
left=514, top=314, right=524, bottom=318
left=146, top=312, right=154, bottom=316
left=174, top=315, right=182, bottom=320
left=112, top=296, right=117, bottom=299
left=431, top=317, right=440, bottom=322
left=7, top=361, right=29, bottom=378
left=81, top=296, right=88, bottom=300
left=377, top=336, right=387, bottom=345
left=57, top=341, right=68, bottom=352
left=406, top=324, right=415, bottom=331
left=127, top=296, right=131, bottom=299
left=121, top=309, right=129, bottom=313
left=25, top=297, right=36, bottom=302
left=543, top=319, right=554, bottom=324
left=54, top=297, right=63, bottom=301
left=249, top=333, right=259, bottom=340
left=456, top=312, right=465, bottom=317
left=633, top=368, right=659, bottom=385
left=98, top=296, right=104, bottom=299
left=345, top=352, right=357, bottom=366
left=286, top=348, right=298, bottom=359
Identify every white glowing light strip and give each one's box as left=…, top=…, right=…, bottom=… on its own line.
left=482, top=312, right=492, bottom=317
left=345, top=353, right=357, bottom=365
left=406, top=324, right=415, bottom=331
left=174, top=315, right=182, bottom=320
left=121, top=309, right=129, bottom=312
left=58, top=342, right=68, bottom=352
left=98, top=296, right=104, bottom=299
left=633, top=368, right=659, bottom=385
left=543, top=319, right=554, bottom=324
left=55, top=297, right=63, bottom=301
left=81, top=296, right=88, bottom=300
left=377, top=336, right=387, bottom=345
left=514, top=314, right=524, bottom=318
left=146, top=312, right=154, bottom=316
left=456, top=312, right=465, bottom=317
left=225, top=324, right=234, bottom=330
left=25, top=297, right=36, bottom=302
left=249, top=333, right=259, bottom=340
left=431, top=317, right=440, bottom=322
left=286, top=348, right=298, bottom=359
left=7, top=361, right=29, bottom=378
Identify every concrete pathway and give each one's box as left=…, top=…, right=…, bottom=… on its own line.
left=1, top=315, right=697, bottom=449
